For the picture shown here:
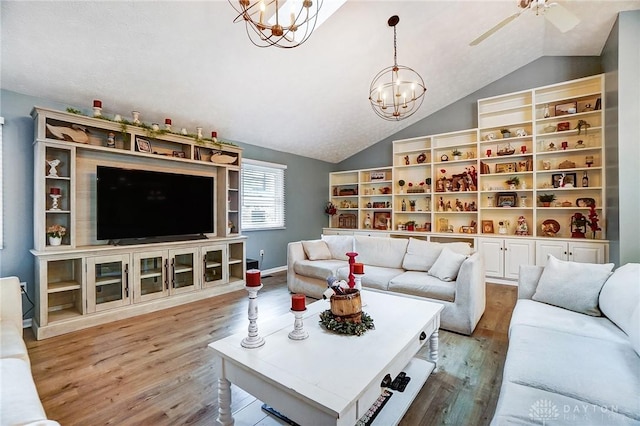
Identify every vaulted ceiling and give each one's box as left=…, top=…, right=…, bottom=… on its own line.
left=2, top=1, right=639, bottom=163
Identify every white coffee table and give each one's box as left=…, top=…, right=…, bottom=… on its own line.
left=209, top=290, right=443, bottom=426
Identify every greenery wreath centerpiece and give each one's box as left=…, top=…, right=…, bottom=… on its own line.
left=319, top=310, right=374, bottom=336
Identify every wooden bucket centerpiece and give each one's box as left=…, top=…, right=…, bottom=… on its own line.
left=330, top=289, right=362, bottom=323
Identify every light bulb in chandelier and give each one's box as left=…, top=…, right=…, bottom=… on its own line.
left=369, top=15, right=427, bottom=121
left=230, top=0, right=323, bottom=48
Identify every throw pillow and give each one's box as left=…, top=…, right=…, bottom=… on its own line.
left=402, top=238, right=472, bottom=272
left=532, top=255, right=614, bottom=316
left=301, top=240, right=332, bottom=261
left=427, top=247, right=468, bottom=282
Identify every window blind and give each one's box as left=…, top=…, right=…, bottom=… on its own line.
left=241, top=159, right=286, bottom=230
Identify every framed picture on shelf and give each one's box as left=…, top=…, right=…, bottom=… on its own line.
left=496, top=192, right=518, bottom=207
left=172, top=151, right=186, bottom=158
left=552, top=173, right=577, bottom=188
left=482, top=220, right=494, bottom=234
left=495, top=162, right=517, bottom=173
left=373, top=212, right=390, bottom=230
left=135, top=137, right=152, bottom=153
left=370, top=171, right=386, bottom=181
left=555, top=101, right=577, bottom=116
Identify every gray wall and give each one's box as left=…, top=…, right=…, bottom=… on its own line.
left=602, top=10, right=640, bottom=265
left=337, top=56, right=603, bottom=171
left=0, top=89, right=333, bottom=315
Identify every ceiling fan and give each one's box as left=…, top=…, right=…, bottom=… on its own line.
left=470, top=0, right=580, bottom=46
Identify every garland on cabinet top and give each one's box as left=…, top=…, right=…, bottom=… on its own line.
left=66, top=100, right=236, bottom=147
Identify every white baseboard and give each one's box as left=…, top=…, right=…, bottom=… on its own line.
left=262, top=265, right=287, bottom=275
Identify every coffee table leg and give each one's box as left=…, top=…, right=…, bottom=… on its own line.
left=217, top=377, right=234, bottom=426
left=429, top=330, right=439, bottom=373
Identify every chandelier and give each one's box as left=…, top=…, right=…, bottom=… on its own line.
left=229, top=0, right=323, bottom=48
left=369, top=15, right=427, bottom=121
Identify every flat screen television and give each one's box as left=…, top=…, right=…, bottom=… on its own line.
left=96, top=166, right=214, bottom=241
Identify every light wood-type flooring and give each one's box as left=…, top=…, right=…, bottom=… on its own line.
left=25, top=272, right=517, bottom=425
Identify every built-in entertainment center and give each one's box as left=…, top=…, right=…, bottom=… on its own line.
left=30, top=107, right=246, bottom=339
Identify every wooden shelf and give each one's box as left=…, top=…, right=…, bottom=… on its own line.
left=48, top=281, right=81, bottom=293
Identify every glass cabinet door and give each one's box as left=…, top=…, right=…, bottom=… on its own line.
left=86, top=254, right=130, bottom=313
left=133, top=250, right=169, bottom=303
left=202, top=244, right=227, bottom=288
left=169, top=248, right=199, bottom=294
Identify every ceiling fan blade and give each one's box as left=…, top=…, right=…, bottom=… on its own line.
left=470, top=12, right=521, bottom=46
left=544, top=3, right=580, bottom=33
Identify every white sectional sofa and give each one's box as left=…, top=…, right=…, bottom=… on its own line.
left=492, top=259, right=640, bottom=425
left=287, top=235, right=485, bottom=335
left=0, top=276, right=59, bottom=426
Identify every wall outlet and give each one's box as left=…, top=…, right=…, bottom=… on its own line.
left=20, top=281, right=27, bottom=292
left=259, top=249, right=265, bottom=257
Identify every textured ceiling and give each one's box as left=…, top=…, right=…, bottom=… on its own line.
left=2, top=1, right=639, bottom=163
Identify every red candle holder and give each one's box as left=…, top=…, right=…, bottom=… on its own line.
left=50, top=187, right=61, bottom=195
left=93, top=99, right=102, bottom=108
left=561, top=141, right=568, bottom=150
left=486, top=149, right=492, bottom=157
left=165, top=118, right=172, bottom=125
left=246, top=269, right=261, bottom=287
left=291, top=294, right=306, bottom=311
left=346, top=252, right=358, bottom=288
left=520, top=145, right=527, bottom=154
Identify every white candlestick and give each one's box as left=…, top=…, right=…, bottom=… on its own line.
left=288, top=309, right=309, bottom=340
left=353, top=274, right=366, bottom=307
left=241, top=284, right=265, bottom=348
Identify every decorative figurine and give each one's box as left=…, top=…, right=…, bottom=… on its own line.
left=498, top=220, right=509, bottom=235
left=132, top=111, right=140, bottom=124
left=364, top=214, right=372, bottom=229
left=570, top=213, right=588, bottom=238
left=515, top=216, right=529, bottom=236
left=106, top=132, right=115, bottom=148
left=47, top=159, right=61, bottom=177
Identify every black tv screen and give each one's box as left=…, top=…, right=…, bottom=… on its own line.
left=96, top=166, right=214, bottom=241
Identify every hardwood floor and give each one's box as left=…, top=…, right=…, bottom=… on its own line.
left=25, top=272, right=517, bottom=425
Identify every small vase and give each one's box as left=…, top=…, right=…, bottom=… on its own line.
left=49, top=236, right=62, bottom=246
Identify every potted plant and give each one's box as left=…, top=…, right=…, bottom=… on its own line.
left=46, top=224, right=66, bottom=246
left=500, top=129, right=511, bottom=138
left=538, top=193, right=556, bottom=207
left=452, top=149, right=462, bottom=161
left=405, top=220, right=416, bottom=231
left=505, top=176, right=520, bottom=189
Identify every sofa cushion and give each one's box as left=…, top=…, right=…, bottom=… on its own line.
left=510, top=299, right=630, bottom=344
left=492, top=381, right=640, bottom=426
left=321, top=235, right=354, bottom=261
left=389, top=271, right=455, bottom=302
left=532, top=255, right=614, bottom=316
left=503, top=324, right=640, bottom=422
left=301, top=240, right=332, bottom=260
left=0, top=358, right=50, bottom=426
left=630, top=305, right=640, bottom=358
left=294, top=259, right=347, bottom=281
left=336, top=265, right=404, bottom=291
left=354, top=236, right=408, bottom=269
left=599, top=263, right=640, bottom=338
left=427, top=248, right=468, bottom=282
left=0, top=322, right=30, bottom=362
left=402, top=238, right=472, bottom=272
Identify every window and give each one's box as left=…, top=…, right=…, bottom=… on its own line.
left=241, top=159, right=286, bottom=230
